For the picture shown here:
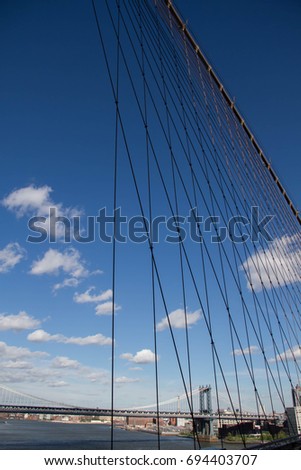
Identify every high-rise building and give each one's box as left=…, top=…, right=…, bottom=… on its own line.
left=292, top=385, right=301, bottom=407
left=286, top=407, right=301, bottom=435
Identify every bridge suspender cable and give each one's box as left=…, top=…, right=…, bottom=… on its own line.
left=128, top=0, right=300, bottom=409
left=92, top=0, right=208, bottom=448
left=89, top=0, right=300, bottom=449
left=137, top=0, right=161, bottom=449
left=153, top=1, right=199, bottom=448
left=164, top=0, right=301, bottom=227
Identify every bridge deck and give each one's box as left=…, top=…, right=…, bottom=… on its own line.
left=0, top=405, right=279, bottom=421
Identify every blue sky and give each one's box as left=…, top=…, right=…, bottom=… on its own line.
left=0, top=0, right=300, bottom=412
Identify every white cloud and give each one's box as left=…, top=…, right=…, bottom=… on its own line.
left=27, top=329, right=112, bottom=346
left=0, top=341, right=110, bottom=394
left=0, top=341, right=48, bottom=360
left=48, top=381, right=69, bottom=388
left=156, top=308, right=201, bottom=332
left=0, top=242, right=26, bottom=273
left=74, top=287, right=113, bottom=304
left=0, top=366, right=58, bottom=386
left=73, top=288, right=120, bottom=317
left=86, top=371, right=109, bottom=383
left=30, top=249, right=102, bottom=293
left=0, top=311, right=41, bottom=331
left=95, top=301, right=121, bottom=316
left=2, top=185, right=54, bottom=217
left=2, top=360, right=33, bottom=369
left=241, top=235, right=301, bottom=292
left=27, top=329, right=54, bottom=342
left=115, top=376, right=140, bottom=384
left=51, top=356, right=81, bottom=369
left=2, top=185, right=82, bottom=241
left=271, top=344, right=301, bottom=363
left=65, top=334, right=112, bottom=346
left=53, top=277, right=80, bottom=292
left=120, top=349, right=157, bottom=364
left=232, top=345, right=259, bottom=357
left=2, top=184, right=80, bottom=219
left=30, top=248, right=88, bottom=278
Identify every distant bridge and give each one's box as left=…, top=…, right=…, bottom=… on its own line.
left=0, top=383, right=282, bottom=421
left=1, top=382, right=299, bottom=450
left=0, top=404, right=277, bottom=421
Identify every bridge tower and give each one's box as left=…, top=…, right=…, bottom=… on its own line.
left=199, top=385, right=212, bottom=415
left=195, top=385, right=215, bottom=439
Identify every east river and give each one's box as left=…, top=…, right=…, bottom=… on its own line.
left=0, top=420, right=243, bottom=450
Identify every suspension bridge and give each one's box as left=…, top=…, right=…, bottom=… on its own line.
left=1, top=0, right=301, bottom=450
left=0, top=383, right=299, bottom=449
left=0, top=384, right=268, bottom=418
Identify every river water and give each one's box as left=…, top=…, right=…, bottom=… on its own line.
left=0, top=420, right=239, bottom=450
